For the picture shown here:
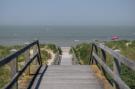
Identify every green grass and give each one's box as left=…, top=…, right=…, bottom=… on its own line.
left=0, top=45, right=23, bottom=88
left=0, top=44, right=61, bottom=88
left=0, top=66, right=11, bottom=88
left=72, top=43, right=92, bottom=64
left=105, top=40, right=135, bottom=61
left=105, top=40, right=135, bottom=89
left=73, top=40, right=135, bottom=89
left=40, top=44, right=62, bottom=63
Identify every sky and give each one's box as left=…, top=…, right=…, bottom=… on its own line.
left=0, top=0, right=135, bottom=26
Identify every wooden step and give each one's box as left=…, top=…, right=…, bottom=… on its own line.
left=38, top=65, right=103, bottom=89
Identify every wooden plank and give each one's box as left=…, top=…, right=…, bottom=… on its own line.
left=95, top=43, right=135, bottom=71
left=24, top=46, right=30, bottom=75
left=71, top=47, right=79, bottom=65
left=93, top=52, right=130, bottom=89
left=0, top=40, right=38, bottom=67
left=4, top=53, right=39, bottom=89
left=113, top=58, right=121, bottom=89
left=38, top=65, right=103, bottom=89
left=60, top=47, right=72, bottom=65
left=9, top=49, right=18, bottom=89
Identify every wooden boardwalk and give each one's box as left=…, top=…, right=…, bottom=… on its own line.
left=38, top=65, right=103, bottom=89
left=60, top=47, right=72, bottom=65
left=37, top=47, right=103, bottom=89
left=1, top=41, right=134, bottom=89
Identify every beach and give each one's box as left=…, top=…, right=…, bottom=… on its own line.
left=0, top=25, right=135, bottom=46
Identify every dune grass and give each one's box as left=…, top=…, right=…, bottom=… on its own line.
left=73, top=40, right=135, bottom=89
left=0, top=43, right=60, bottom=88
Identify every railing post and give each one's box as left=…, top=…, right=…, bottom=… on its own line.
left=33, top=44, right=38, bottom=64
left=37, top=41, right=42, bottom=65
left=24, top=42, right=30, bottom=75
left=89, top=44, right=94, bottom=65
left=93, top=44, right=98, bottom=65
left=10, top=49, right=18, bottom=89
left=101, top=49, right=107, bottom=78
left=113, top=58, right=121, bottom=89
left=72, top=47, right=79, bottom=65
left=101, top=49, right=106, bottom=62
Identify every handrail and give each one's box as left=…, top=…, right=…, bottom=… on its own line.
left=0, top=40, right=43, bottom=89
left=52, top=51, right=61, bottom=65
left=4, top=53, right=39, bottom=89
left=95, top=43, right=135, bottom=71
left=71, top=47, right=80, bottom=65
left=90, top=42, right=135, bottom=89
left=0, top=41, right=38, bottom=67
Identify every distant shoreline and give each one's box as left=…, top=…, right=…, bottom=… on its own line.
left=0, top=39, right=135, bottom=47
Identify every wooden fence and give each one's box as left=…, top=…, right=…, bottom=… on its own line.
left=0, top=40, right=44, bottom=89
left=90, top=42, right=135, bottom=89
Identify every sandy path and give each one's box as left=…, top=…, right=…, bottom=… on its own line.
left=60, top=47, right=72, bottom=65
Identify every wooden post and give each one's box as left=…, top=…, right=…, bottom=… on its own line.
left=101, top=49, right=107, bottom=76
left=37, top=41, right=42, bottom=65
left=101, top=49, right=106, bottom=62
left=10, top=49, right=18, bottom=89
left=113, top=58, right=121, bottom=89
left=89, top=44, right=94, bottom=65
left=24, top=42, right=30, bottom=75
left=33, top=45, right=38, bottom=64
left=94, top=44, right=98, bottom=65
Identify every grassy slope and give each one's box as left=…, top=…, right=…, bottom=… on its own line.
left=73, top=40, right=135, bottom=89
left=0, top=44, right=60, bottom=88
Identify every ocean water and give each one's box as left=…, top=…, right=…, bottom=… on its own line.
left=0, top=25, right=135, bottom=46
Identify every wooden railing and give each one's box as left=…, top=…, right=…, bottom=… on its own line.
left=90, top=42, right=135, bottom=89
left=71, top=47, right=80, bottom=65
left=52, top=51, right=61, bottom=65
left=0, top=40, right=44, bottom=89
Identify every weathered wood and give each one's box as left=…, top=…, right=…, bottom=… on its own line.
left=4, top=53, right=38, bottom=89
left=38, top=47, right=103, bottom=89
left=113, top=58, right=121, bottom=89
left=101, top=49, right=107, bottom=78
left=52, top=52, right=61, bottom=65
left=9, top=49, right=18, bottom=89
left=38, top=65, right=103, bottom=89
left=95, top=43, right=135, bottom=71
left=33, top=45, right=38, bottom=64
left=0, top=40, right=43, bottom=89
left=24, top=43, right=30, bottom=75
left=93, top=44, right=99, bottom=65
left=0, top=41, right=38, bottom=67
left=37, top=40, right=42, bottom=65
left=60, top=47, right=72, bottom=65
left=9, top=49, right=17, bottom=79
left=93, top=52, right=130, bottom=89
left=89, top=44, right=94, bottom=64
left=30, top=65, right=48, bottom=89
left=101, top=49, right=106, bottom=62
left=71, top=47, right=79, bottom=65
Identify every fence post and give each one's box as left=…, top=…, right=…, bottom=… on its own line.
left=89, top=44, right=94, bottom=65
left=33, top=45, right=38, bottom=64
left=93, top=44, right=98, bottom=65
left=101, top=49, right=106, bottom=62
left=37, top=41, right=42, bottom=65
left=113, top=58, right=121, bottom=89
left=10, top=49, right=18, bottom=89
left=24, top=42, right=30, bottom=75
left=101, top=49, right=107, bottom=78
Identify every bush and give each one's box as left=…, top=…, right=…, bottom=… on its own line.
left=73, top=43, right=92, bottom=64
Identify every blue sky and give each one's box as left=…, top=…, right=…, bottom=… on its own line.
left=0, top=0, right=135, bottom=26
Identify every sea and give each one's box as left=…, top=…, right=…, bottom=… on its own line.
left=0, top=25, right=135, bottom=46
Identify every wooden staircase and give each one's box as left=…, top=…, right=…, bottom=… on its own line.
left=38, top=65, right=103, bottom=89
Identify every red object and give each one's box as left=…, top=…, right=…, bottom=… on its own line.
left=112, top=35, right=119, bottom=40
